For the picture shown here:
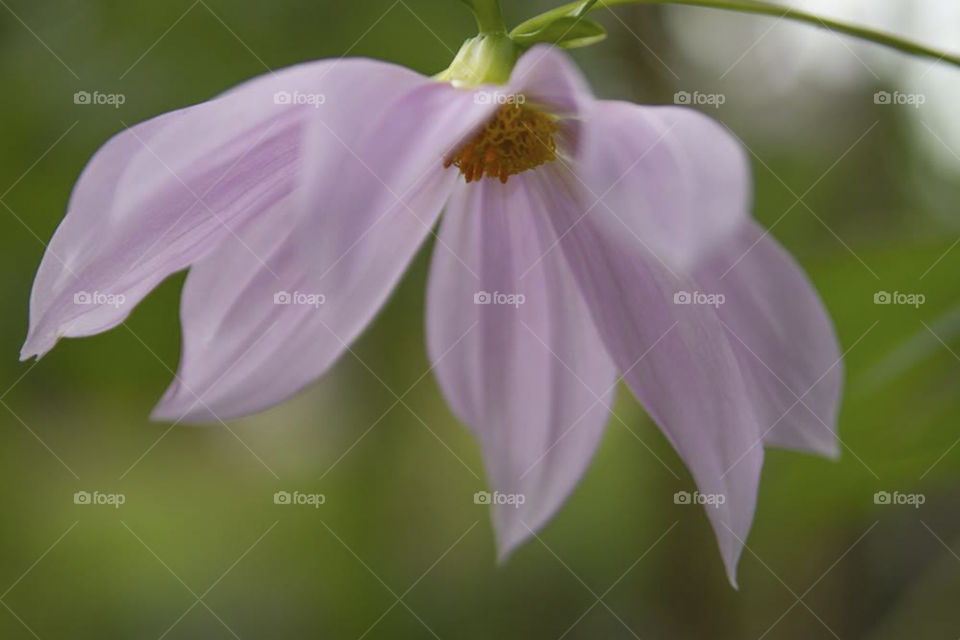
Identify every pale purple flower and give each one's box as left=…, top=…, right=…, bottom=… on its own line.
left=21, top=46, right=841, bottom=584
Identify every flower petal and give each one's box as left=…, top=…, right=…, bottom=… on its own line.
left=694, top=223, right=842, bottom=457
left=533, top=162, right=763, bottom=585
left=152, top=173, right=452, bottom=421
left=297, top=76, right=499, bottom=245
left=505, top=44, right=593, bottom=116
left=153, top=78, right=496, bottom=422
left=577, top=101, right=750, bottom=272
left=427, top=177, right=617, bottom=559
left=21, top=59, right=424, bottom=360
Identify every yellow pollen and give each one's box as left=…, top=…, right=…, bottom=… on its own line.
left=444, top=103, right=558, bottom=184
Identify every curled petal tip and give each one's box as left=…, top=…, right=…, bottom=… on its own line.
left=149, top=382, right=209, bottom=424
left=718, top=535, right=745, bottom=589
left=822, top=441, right=842, bottom=461
left=149, top=403, right=174, bottom=423
left=149, top=402, right=216, bottom=425
left=492, top=517, right=528, bottom=566
left=19, top=332, right=55, bottom=362
left=19, top=346, right=38, bottom=363
left=148, top=393, right=182, bottom=424
left=494, top=543, right=514, bottom=567
left=149, top=407, right=213, bottom=426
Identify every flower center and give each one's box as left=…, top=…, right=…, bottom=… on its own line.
left=444, top=103, right=557, bottom=183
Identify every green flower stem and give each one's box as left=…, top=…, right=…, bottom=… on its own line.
left=575, top=0, right=600, bottom=17
left=513, top=0, right=960, bottom=68
left=470, top=0, right=508, bottom=34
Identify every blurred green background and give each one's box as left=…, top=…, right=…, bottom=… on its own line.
left=1, top=0, right=959, bottom=637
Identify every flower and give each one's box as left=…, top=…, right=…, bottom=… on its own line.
left=21, top=44, right=840, bottom=585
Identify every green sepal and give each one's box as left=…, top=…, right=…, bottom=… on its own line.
left=510, top=15, right=607, bottom=50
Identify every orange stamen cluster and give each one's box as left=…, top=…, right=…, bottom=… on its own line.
left=444, top=103, right=558, bottom=184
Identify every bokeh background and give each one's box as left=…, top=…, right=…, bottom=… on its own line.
left=1, top=0, right=959, bottom=637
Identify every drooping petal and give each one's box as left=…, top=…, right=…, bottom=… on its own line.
left=152, top=173, right=452, bottom=422
left=694, top=223, right=842, bottom=457
left=532, top=162, right=763, bottom=585
left=427, top=177, right=617, bottom=558
left=21, top=59, right=424, bottom=360
left=577, top=101, right=750, bottom=272
left=153, top=78, right=497, bottom=422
